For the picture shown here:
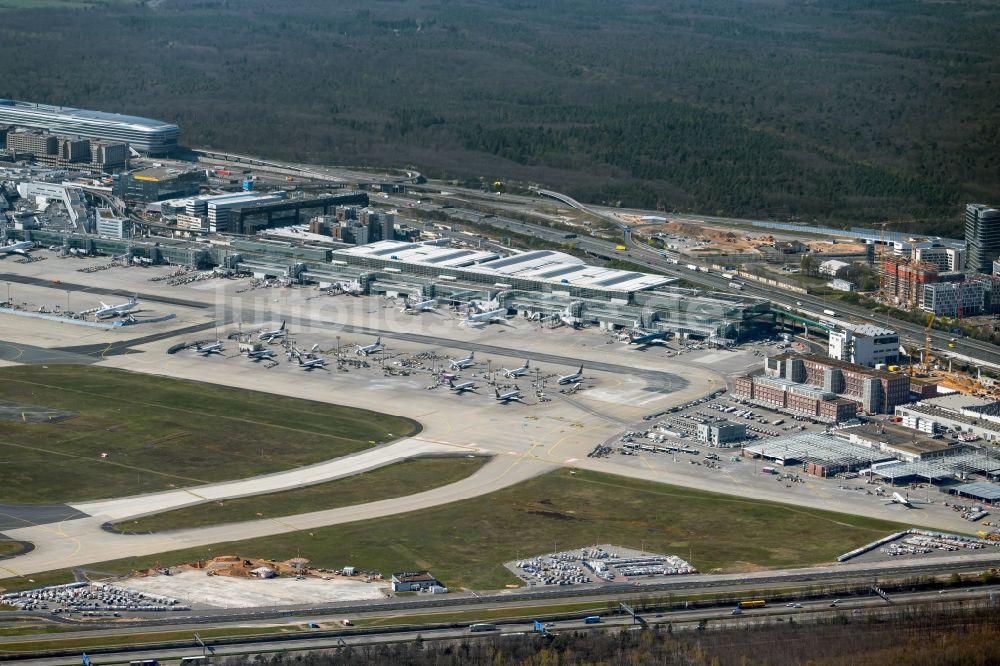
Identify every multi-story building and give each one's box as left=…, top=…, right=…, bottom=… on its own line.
left=914, top=244, right=964, bottom=272
left=755, top=353, right=911, bottom=414
left=6, top=129, right=127, bottom=172
left=733, top=375, right=858, bottom=423
left=965, top=203, right=1000, bottom=274
left=95, top=208, right=129, bottom=239
left=922, top=280, right=986, bottom=317
left=0, top=99, right=178, bottom=154
left=114, top=167, right=205, bottom=202
left=882, top=255, right=938, bottom=309
left=696, top=419, right=747, bottom=446
left=828, top=324, right=899, bottom=367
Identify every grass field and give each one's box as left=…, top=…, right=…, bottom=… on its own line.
left=0, top=365, right=418, bottom=504
left=111, top=457, right=490, bottom=533
left=0, top=541, right=22, bottom=557
left=4, top=469, right=907, bottom=592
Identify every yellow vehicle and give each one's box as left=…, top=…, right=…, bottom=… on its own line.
left=615, top=245, right=627, bottom=251
left=738, top=599, right=766, bottom=609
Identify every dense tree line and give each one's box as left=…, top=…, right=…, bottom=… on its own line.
left=0, top=0, right=997, bottom=233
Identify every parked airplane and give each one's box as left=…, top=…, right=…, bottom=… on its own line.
left=257, top=321, right=286, bottom=342
left=462, top=309, right=507, bottom=324
left=449, top=352, right=476, bottom=370
left=557, top=365, right=584, bottom=385
left=503, top=360, right=530, bottom=379
left=194, top=341, right=224, bottom=355
left=92, top=296, right=139, bottom=320
left=888, top=492, right=914, bottom=508
left=628, top=330, right=669, bottom=346
left=246, top=348, right=277, bottom=362
left=495, top=387, right=523, bottom=403
left=403, top=296, right=437, bottom=313
left=0, top=241, right=34, bottom=256
left=356, top=337, right=383, bottom=356
left=298, top=356, right=328, bottom=370
left=448, top=379, right=478, bottom=394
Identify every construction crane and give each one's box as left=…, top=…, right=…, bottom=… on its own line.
left=924, top=313, right=935, bottom=371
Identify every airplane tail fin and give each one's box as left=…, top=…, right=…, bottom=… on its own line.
left=495, top=389, right=501, bottom=399
left=522, top=360, right=529, bottom=369
left=578, top=365, right=584, bottom=374
left=279, top=321, right=286, bottom=331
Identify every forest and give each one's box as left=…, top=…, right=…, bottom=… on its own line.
left=1, top=0, right=998, bottom=233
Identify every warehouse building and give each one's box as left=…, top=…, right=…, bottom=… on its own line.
left=742, top=432, right=894, bottom=477
left=895, top=394, right=1000, bottom=442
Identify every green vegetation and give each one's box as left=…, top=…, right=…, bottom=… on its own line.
left=112, top=456, right=490, bottom=533
left=0, top=542, right=23, bottom=557
left=13, top=469, right=905, bottom=591
left=0, top=1, right=996, bottom=228
left=0, top=365, right=417, bottom=504
left=0, top=625, right=291, bottom=656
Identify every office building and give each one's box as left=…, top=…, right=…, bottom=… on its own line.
left=0, top=99, right=178, bottom=154
left=828, top=324, right=899, bottom=367
left=734, top=353, right=911, bottom=417
left=915, top=244, right=965, bottom=272
left=114, top=167, right=205, bottom=202
left=965, top=203, right=1000, bottom=274
left=697, top=419, right=747, bottom=446
left=95, top=208, right=129, bottom=239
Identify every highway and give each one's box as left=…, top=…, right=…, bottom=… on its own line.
left=5, top=581, right=999, bottom=665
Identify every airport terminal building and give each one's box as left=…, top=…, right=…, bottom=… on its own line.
left=0, top=100, right=179, bottom=154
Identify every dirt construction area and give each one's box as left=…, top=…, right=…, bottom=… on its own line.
left=116, top=570, right=388, bottom=609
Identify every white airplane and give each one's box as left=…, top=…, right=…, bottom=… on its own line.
left=246, top=348, right=277, bottom=361
left=257, top=321, right=286, bottom=342
left=503, top=360, right=530, bottom=379
left=461, top=308, right=506, bottom=325
left=495, top=387, right=523, bottom=403
left=298, top=357, right=328, bottom=371
left=449, top=352, right=476, bottom=370
left=356, top=337, right=383, bottom=356
left=403, top=297, right=437, bottom=313
left=448, top=379, right=478, bottom=394
left=0, top=241, right=34, bottom=256
left=194, top=341, right=224, bottom=355
left=557, top=365, right=584, bottom=385
left=888, top=492, right=914, bottom=508
left=93, top=296, right=139, bottom=320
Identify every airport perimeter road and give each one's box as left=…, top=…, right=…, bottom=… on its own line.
left=0, top=456, right=556, bottom=580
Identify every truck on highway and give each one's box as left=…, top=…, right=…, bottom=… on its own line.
left=615, top=245, right=627, bottom=251
left=686, top=264, right=698, bottom=271
left=729, top=281, right=744, bottom=290
left=823, top=309, right=837, bottom=317
left=470, top=623, right=498, bottom=632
